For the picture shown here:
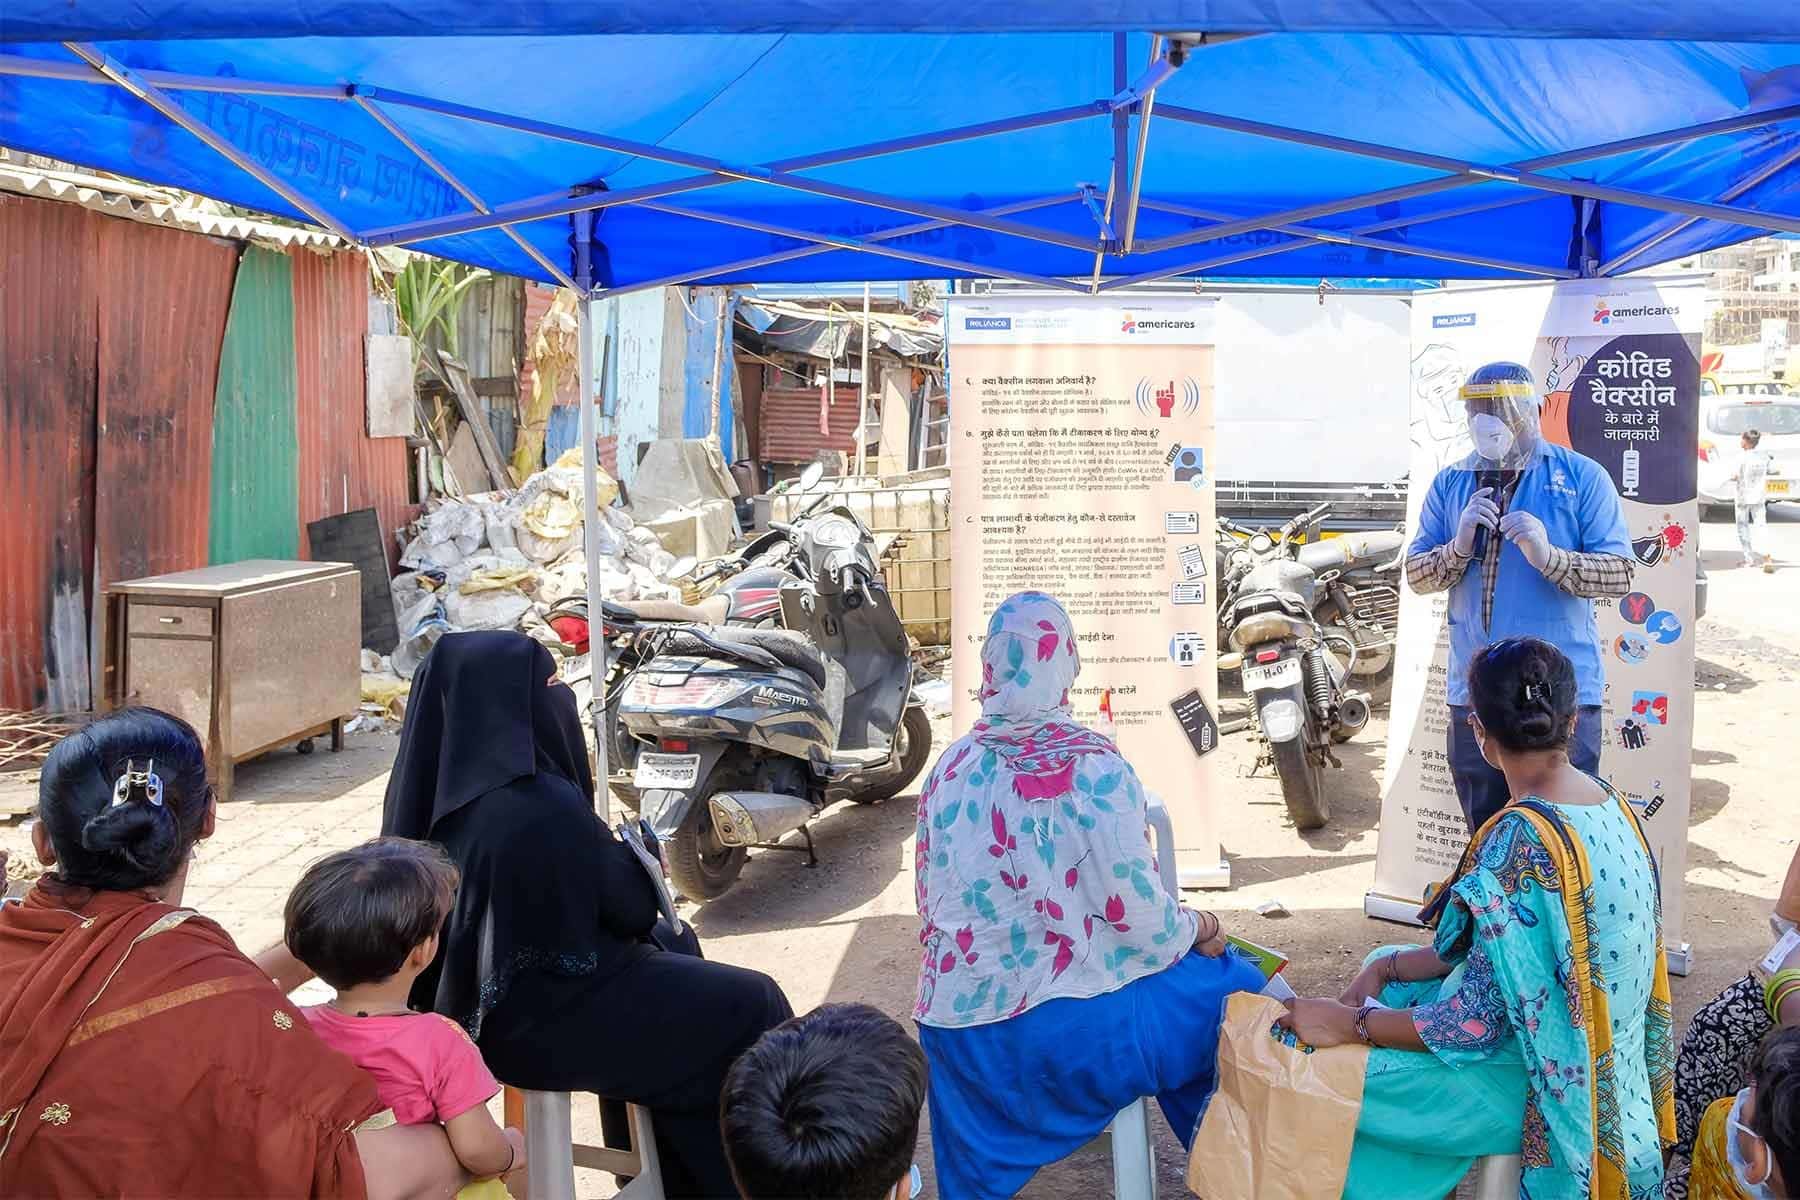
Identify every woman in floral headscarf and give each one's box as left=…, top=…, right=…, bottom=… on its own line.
left=914, top=592, right=1263, bottom=1199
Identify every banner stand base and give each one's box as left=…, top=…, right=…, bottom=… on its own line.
left=1363, top=891, right=1427, bottom=928
left=1180, top=855, right=1232, bottom=891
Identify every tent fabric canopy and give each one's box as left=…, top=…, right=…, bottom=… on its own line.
left=3, top=12, right=1799, bottom=291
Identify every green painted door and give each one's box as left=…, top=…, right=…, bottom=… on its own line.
left=209, top=246, right=300, bottom=562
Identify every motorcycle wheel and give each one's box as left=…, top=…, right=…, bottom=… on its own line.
left=851, top=706, right=934, bottom=804
left=1260, top=699, right=1329, bottom=830
left=667, top=784, right=748, bottom=901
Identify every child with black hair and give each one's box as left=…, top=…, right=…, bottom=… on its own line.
left=721, top=1003, right=927, bottom=1200
left=285, top=837, right=525, bottom=1197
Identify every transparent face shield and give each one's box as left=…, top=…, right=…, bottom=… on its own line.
left=1458, top=377, right=1543, bottom=472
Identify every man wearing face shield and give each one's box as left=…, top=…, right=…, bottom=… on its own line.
left=1406, top=361, right=1635, bottom=831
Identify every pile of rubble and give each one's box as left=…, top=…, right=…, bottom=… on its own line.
left=358, top=450, right=706, bottom=719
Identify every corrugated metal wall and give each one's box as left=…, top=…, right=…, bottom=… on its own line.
left=93, top=216, right=238, bottom=589
left=210, top=246, right=300, bottom=562
left=2, top=191, right=416, bottom=711
left=0, top=196, right=98, bottom=710
left=293, top=250, right=413, bottom=569
left=760, top=384, right=861, bottom=464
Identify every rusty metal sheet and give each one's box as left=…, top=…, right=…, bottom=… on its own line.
left=292, top=250, right=415, bottom=572
left=760, top=384, right=860, bottom=465
left=0, top=195, right=98, bottom=710
left=94, top=214, right=238, bottom=595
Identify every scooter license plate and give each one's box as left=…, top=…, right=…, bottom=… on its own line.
left=1242, top=657, right=1303, bottom=691
left=633, top=753, right=702, bottom=790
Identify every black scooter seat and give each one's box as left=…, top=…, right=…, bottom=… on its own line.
left=657, top=625, right=830, bottom=690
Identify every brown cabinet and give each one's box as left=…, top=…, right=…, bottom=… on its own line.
left=104, top=561, right=361, bottom=800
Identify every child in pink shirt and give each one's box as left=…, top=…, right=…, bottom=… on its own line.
left=286, top=837, right=525, bottom=1195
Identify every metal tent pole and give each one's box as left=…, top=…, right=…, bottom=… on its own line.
left=573, top=220, right=610, bottom=819
left=857, top=282, right=871, bottom=478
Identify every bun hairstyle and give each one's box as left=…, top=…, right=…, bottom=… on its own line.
left=37, top=707, right=213, bottom=891
left=1468, top=637, right=1579, bottom=754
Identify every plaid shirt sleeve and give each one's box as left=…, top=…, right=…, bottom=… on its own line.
left=1540, top=548, right=1635, bottom=599
left=1405, top=545, right=1473, bottom=594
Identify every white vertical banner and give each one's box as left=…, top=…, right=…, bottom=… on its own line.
left=1367, top=280, right=1702, bottom=963
left=947, top=296, right=1228, bottom=886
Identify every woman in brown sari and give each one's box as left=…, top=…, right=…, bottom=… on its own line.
left=0, top=707, right=462, bottom=1198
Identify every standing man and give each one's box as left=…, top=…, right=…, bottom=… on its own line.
left=1407, top=361, right=1635, bottom=832
left=1735, top=427, right=1776, bottom=573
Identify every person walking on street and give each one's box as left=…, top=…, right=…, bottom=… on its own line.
left=1405, top=361, right=1636, bottom=833
left=1736, top=428, right=1776, bottom=573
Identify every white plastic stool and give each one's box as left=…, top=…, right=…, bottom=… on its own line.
left=507, top=1087, right=665, bottom=1200
left=1471, top=1153, right=1522, bottom=1200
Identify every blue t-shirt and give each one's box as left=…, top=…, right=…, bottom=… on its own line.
left=1410, top=442, right=1630, bottom=706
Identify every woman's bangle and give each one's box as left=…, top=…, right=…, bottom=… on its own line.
left=502, top=1141, right=518, bottom=1176
left=1773, top=982, right=1800, bottom=1023
left=1385, top=951, right=1404, bottom=985
left=1766, top=969, right=1800, bottom=1020
left=1194, top=911, right=1220, bottom=945
left=1353, top=1003, right=1377, bottom=1046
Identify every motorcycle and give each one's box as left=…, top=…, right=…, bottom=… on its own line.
left=1218, top=502, right=1391, bottom=830
left=1217, top=507, right=1405, bottom=692
left=607, top=465, right=932, bottom=900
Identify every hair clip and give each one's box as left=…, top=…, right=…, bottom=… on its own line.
left=111, top=759, right=164, bottom=808
left=1523, top=683, right=1548, bottom=703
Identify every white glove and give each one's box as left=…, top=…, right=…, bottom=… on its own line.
left=1499, top=510, right=1553, bottom=572
left=1451, top=487, right=1500, bottom=557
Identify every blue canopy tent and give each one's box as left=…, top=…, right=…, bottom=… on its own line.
left=4, top=3, right=1798, bottom=796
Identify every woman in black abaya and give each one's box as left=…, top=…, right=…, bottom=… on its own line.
left=383, top=630, right=792, bottom=1198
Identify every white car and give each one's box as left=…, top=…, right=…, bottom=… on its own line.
left=1697, top=382, right=1800, bottom=515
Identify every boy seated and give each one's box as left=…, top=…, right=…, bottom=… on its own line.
left=285, top=837, right=525, bottom=1197
left=721, top=1002, right=927, bottom=1200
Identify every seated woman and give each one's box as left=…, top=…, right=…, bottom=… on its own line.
left=262, top=631, right=793, bottom=1199
left=0, top=707, right=462, bottom=1198
left=914, top=592, right=1263, bottom=1200
left=1280, top=637, right=1675, bottom=1199
left=1683, top=1026, right=1800, bottom=1199
left=1666, top=846, right=1800, bottom=1198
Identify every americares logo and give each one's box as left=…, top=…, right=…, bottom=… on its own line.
left=1121, top=312, right=1198, bottom=334
left=1593, top=297, right=1676, bottom=324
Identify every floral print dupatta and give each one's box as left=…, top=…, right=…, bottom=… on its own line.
left=913, top=592, right=1197, bottom=1029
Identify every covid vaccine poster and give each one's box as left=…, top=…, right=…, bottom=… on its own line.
left=1367, top=279, right=1702, bottom=965
left=947, top=297, right=1226, bottom=886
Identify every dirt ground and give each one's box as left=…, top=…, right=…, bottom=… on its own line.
left=1, top=507, right=1794, bottom=1198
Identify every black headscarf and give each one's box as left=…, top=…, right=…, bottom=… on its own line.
left=382, top=630, right=592, bottom=837
left=382, top=631, right=658, bottom=1038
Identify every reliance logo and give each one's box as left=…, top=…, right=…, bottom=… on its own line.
left=964, top=316, right=1011, bottom=330
left=1432, top=313, right=1477, bottom=329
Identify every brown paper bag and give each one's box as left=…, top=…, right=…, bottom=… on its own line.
left=1186, top=992, right=1370, bottom=1200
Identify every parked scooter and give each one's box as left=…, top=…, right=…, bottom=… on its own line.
left=1218, top=502, right=1382, bottom=830
left=609, top=467, right=932, bottom=899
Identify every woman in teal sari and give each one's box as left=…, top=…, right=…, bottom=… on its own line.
left=1280, top=637, right=1675, bottom=1200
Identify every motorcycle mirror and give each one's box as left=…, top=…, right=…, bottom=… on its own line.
left=667, top=555, right=699, bottom=579
left=798, top=461, right=827, bottom=492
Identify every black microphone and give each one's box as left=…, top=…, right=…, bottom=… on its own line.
left=1470, top=469, right=1516, bottom=559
